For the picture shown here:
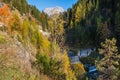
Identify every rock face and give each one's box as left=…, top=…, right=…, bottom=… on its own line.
left=44, top=6, right=64, bottom=16
left=0, top=32, right=37, bottom=74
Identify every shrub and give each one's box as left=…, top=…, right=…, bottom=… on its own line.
left=0, top=35, right=6, bottom=44
left=36, top=53, right=50, bottom=73
left=17, top=34, right=23, bottom=43
left=36, top=53, right=67, bottom=80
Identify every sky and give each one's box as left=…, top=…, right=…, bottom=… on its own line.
left=27, top=0, right=78, bottom=11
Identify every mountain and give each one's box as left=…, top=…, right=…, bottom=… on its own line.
left=44, top=6, right=64, bottom=16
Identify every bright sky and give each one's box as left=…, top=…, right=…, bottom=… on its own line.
left=26, top=0, right=78, bottom=11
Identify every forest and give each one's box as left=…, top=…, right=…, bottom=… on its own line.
left=0, top=0, right=120, bottom=80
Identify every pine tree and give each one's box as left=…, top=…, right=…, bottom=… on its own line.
left=96, top=38, right=120, bottom=80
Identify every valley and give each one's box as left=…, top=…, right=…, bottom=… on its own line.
left=0, top=0, right=120, bottom=80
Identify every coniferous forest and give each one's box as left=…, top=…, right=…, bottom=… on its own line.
left=0, top=0, right=120, bottom=80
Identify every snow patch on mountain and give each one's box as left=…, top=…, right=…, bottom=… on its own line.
left=44, top=6, right=64, bottom=16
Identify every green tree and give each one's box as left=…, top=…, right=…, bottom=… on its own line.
left=69, top=20, right=73, bottom=30
left=96, top=38, right=120, bottom=80
left=97, top=22, right=110, bottom=41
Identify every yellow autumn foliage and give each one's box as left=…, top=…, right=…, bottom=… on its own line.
left=62, top=51, right=76, bottom=80
left=73, top=63, right=86, bottom=79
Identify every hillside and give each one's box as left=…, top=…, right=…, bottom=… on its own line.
left=0, top=3, right=52, bottom=79
left=0, top=0, right=120, bottom=80
left=64, top=0, right=120, bottom=52
left=0, top=1, right=77, bottom=80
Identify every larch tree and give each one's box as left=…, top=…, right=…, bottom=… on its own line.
left=74, top=3, right=82, bottom=23
left=72, top=63, right=86, bottom=80
left=12, top=10, right=21, bottom=32
left=61, top=51, right=76, bottom=80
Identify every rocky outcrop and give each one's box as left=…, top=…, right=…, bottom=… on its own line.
left=0, top=32, right=37, bottom=74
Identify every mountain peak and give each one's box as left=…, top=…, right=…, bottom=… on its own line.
left=44, top=6, right=64, bottom=16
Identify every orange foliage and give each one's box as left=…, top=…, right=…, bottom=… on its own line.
left=0, top=3, right=13, bottom=33
left=0, top=4, right=12, bottom=18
